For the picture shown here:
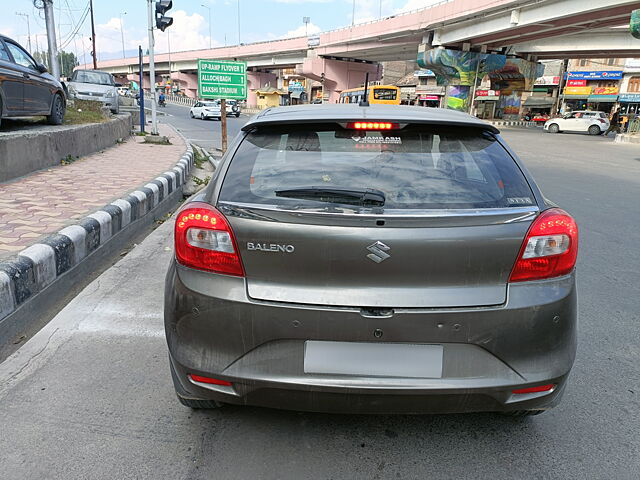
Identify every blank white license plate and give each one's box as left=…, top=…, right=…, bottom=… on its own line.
left=304, top=341, right=443, bottom=378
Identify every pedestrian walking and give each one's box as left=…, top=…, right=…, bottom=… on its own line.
left=604, top=108, right=621, bottom=136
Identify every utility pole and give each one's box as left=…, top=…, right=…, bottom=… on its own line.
left=120, top=12, right=127, bottom=59
left=147, top=0, right=158, bottom=135
left=237, top=0, right=241, bottom=44
left=15, top=13, right=32, bottom=52
left=89, top=0, right=98, bottom=69
left=201, top=4, right=212, bottom=49
left=42, top=1, right=61, bottom=79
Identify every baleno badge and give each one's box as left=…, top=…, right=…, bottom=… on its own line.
left=247, top=242, right=295, bottom=253
left=366, top=241, right=390, bottom=263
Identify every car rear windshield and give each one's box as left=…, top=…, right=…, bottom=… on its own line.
left=218, top=123, right=536, bottom=211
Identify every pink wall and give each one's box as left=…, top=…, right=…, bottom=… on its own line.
left=298, top=58, right=380, bottom=103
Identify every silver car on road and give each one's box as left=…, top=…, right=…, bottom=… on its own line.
left=67, top=69, right=119, bottom=114
left=165, top=105, right=579, bottom=415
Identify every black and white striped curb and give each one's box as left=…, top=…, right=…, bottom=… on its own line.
left=0, top=144, right=194, bottom=323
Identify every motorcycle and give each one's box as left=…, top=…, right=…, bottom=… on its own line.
left=158, top=98, right=167, bottom=107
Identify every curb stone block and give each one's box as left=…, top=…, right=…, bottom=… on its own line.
left=0, top=126, right=194, bottom=323
left=0, top=272, right=16, bottom=319
left=41, top=234, right=75, bottom=276
left=58, top=225, right=87, bottom=265
left=111, top=199, right=132, bottom=227
left=88, top=211, right=113, bottom=245
left=18, top=244, right=56, bottom=290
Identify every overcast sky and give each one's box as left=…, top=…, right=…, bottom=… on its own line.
left=1, top=0, right=444, bottom=61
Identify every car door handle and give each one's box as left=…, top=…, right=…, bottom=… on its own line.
left=22, top=73, right=30, bottom=78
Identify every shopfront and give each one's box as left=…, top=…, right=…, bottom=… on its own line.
left=563, top=71, right=622, bottom=113
left=618, top=93, right=640, bottom=114
left=418, top=94, right=441, bottom=107
left=473, top=89, right=500, bottom=119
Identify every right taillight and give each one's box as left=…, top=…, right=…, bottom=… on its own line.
left=509, top=208, right=578, bottom=282
left=174, top=202, right=245, bottom=276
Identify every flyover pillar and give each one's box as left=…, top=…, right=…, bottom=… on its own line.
left=417, top=46, right=543, bottom=119
left=170, top=72, right=198, bottom=98
left=297, top=56, right=381, bottom=103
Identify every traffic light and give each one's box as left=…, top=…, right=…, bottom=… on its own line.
left=156, top=1, right=174, bottom=32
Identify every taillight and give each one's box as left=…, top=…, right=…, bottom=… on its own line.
left=346, top=121, right=399, bottom=130
left=174, top=202, right=245, bottom=276
left=512, top=384, right=555, bottom=394
left=189, top=374, right=232, bottom=386
left=509, top=208, right=578, bottom=282
left=598, top=118, right=606, bottom=124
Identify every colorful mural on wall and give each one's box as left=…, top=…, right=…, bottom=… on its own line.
left=417, top=48, right=506, bottom=87
left=447, top=85, right=470, bottom=110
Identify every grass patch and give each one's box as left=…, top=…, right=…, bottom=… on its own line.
left=64, top=100, right=108, bottom=125
left=192, top=147, right=207, bottom=168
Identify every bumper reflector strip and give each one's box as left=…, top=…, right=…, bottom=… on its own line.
left=189, top=374, right=232, bottom=386
left=512, top=384, right=555, bottom=394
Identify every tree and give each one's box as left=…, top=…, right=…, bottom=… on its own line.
left=58, top=51, right=79, bottom=78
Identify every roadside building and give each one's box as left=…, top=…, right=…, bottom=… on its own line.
left=618, top=59, right=640, bottom=114
left=562, top=58, right=624, bottom=113
left=253, top=87, right=287, bottom=109
left=522, top=60, right=562, bottom=117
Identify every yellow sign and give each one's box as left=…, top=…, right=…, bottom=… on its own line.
left=564, top=86, right=592, bottom=95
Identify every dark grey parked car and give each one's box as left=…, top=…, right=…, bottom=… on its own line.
left=165, top=105, right=579, bottom=415
left=0, top=34, right=66, bottom=127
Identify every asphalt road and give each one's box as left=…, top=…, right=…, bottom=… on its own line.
left=158, top=102, right=249, bottom=152
left=0, top=126, right=638, bottom=479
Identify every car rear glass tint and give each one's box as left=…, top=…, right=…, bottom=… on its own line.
left=219, top=124, right=536, bottom=210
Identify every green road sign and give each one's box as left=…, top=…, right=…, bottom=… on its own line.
left=198, top=60, right=247, bottom=100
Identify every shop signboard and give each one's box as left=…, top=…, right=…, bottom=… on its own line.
left=534, top=76, right=560, bottom=85
left=475, top=89, right=500, bottom=96
left=592, top=86, right=619, bottom=95
left=566, top=71, right=623, bottom=80
left=198, top=60, right=247, bottom=99
left=419, top=94, right=440, bottom=100
left=567, top=79, right=587, bottom=87
left=619, top=93, right=640, bottom=102
left=414, top=70, right=435, bottom=77
left=564, top=86, right=592, bottom=95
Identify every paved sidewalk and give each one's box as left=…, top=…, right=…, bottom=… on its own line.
left=0, top=123, right=185, bottom=258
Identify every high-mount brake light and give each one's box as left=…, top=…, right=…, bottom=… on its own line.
left=347, top=122, right=399, bottom=130
left=174, top=202, right=245, bottom=276
left=509, top=208, right=578, bottom=282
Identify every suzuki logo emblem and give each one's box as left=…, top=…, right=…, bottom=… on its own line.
left=366, top=241, right=391, bottom=263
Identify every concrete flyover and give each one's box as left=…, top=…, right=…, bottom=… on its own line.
left=85, top=0, right=640, bottom=104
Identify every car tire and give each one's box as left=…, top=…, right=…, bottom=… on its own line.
left=0, top=97, right=3, bottom=129
left=170, top=360, right=223, bottom=410
left=235, top=112, right=240, bottom=118
left=547, top=123, right=560, bottom=134
left=588, top=125, right=601, bottom=135
left=500, top=409, right=546, bottom=417
left=190, top=111, right=194, bottom=118
left=47, top=94, right=65, bottom=125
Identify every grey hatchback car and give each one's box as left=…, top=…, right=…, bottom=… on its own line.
left=165, top=104, right=578, bottom=415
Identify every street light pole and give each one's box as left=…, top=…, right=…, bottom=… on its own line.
left=15, top=13, right=32, bottom=52
left=201, top=4, right=212, bottom=49
left=120, top=12, right=127, bottom=59
left=89, top=0, right=98, bottom=69
left=147, top=0, right=158, bottom=135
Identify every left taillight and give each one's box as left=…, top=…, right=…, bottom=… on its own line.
left=509, top=208, right=578, bottom=282
left=174, top=202, right=245, bottom=276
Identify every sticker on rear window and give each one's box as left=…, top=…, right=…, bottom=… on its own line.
left=352, top=136, right=402, bottom=144
left=507, top=197, right=533, bottom=204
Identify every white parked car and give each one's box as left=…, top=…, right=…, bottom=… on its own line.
left=544, top=111, right=610, bottom=135
left=216, top=99, right=241, bottom=117
left=190, top=101, right=221, bottom=120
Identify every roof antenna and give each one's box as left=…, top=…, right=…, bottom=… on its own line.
left=359, top=72, right=370, bottom=107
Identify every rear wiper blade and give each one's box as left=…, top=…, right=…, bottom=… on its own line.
left=275, top=186, right=385, bottom=206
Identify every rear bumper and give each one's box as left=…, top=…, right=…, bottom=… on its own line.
left=165, top=262, right=577, bottom=414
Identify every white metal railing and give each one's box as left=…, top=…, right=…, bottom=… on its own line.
left=144, top=92, right=196, bottom=107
